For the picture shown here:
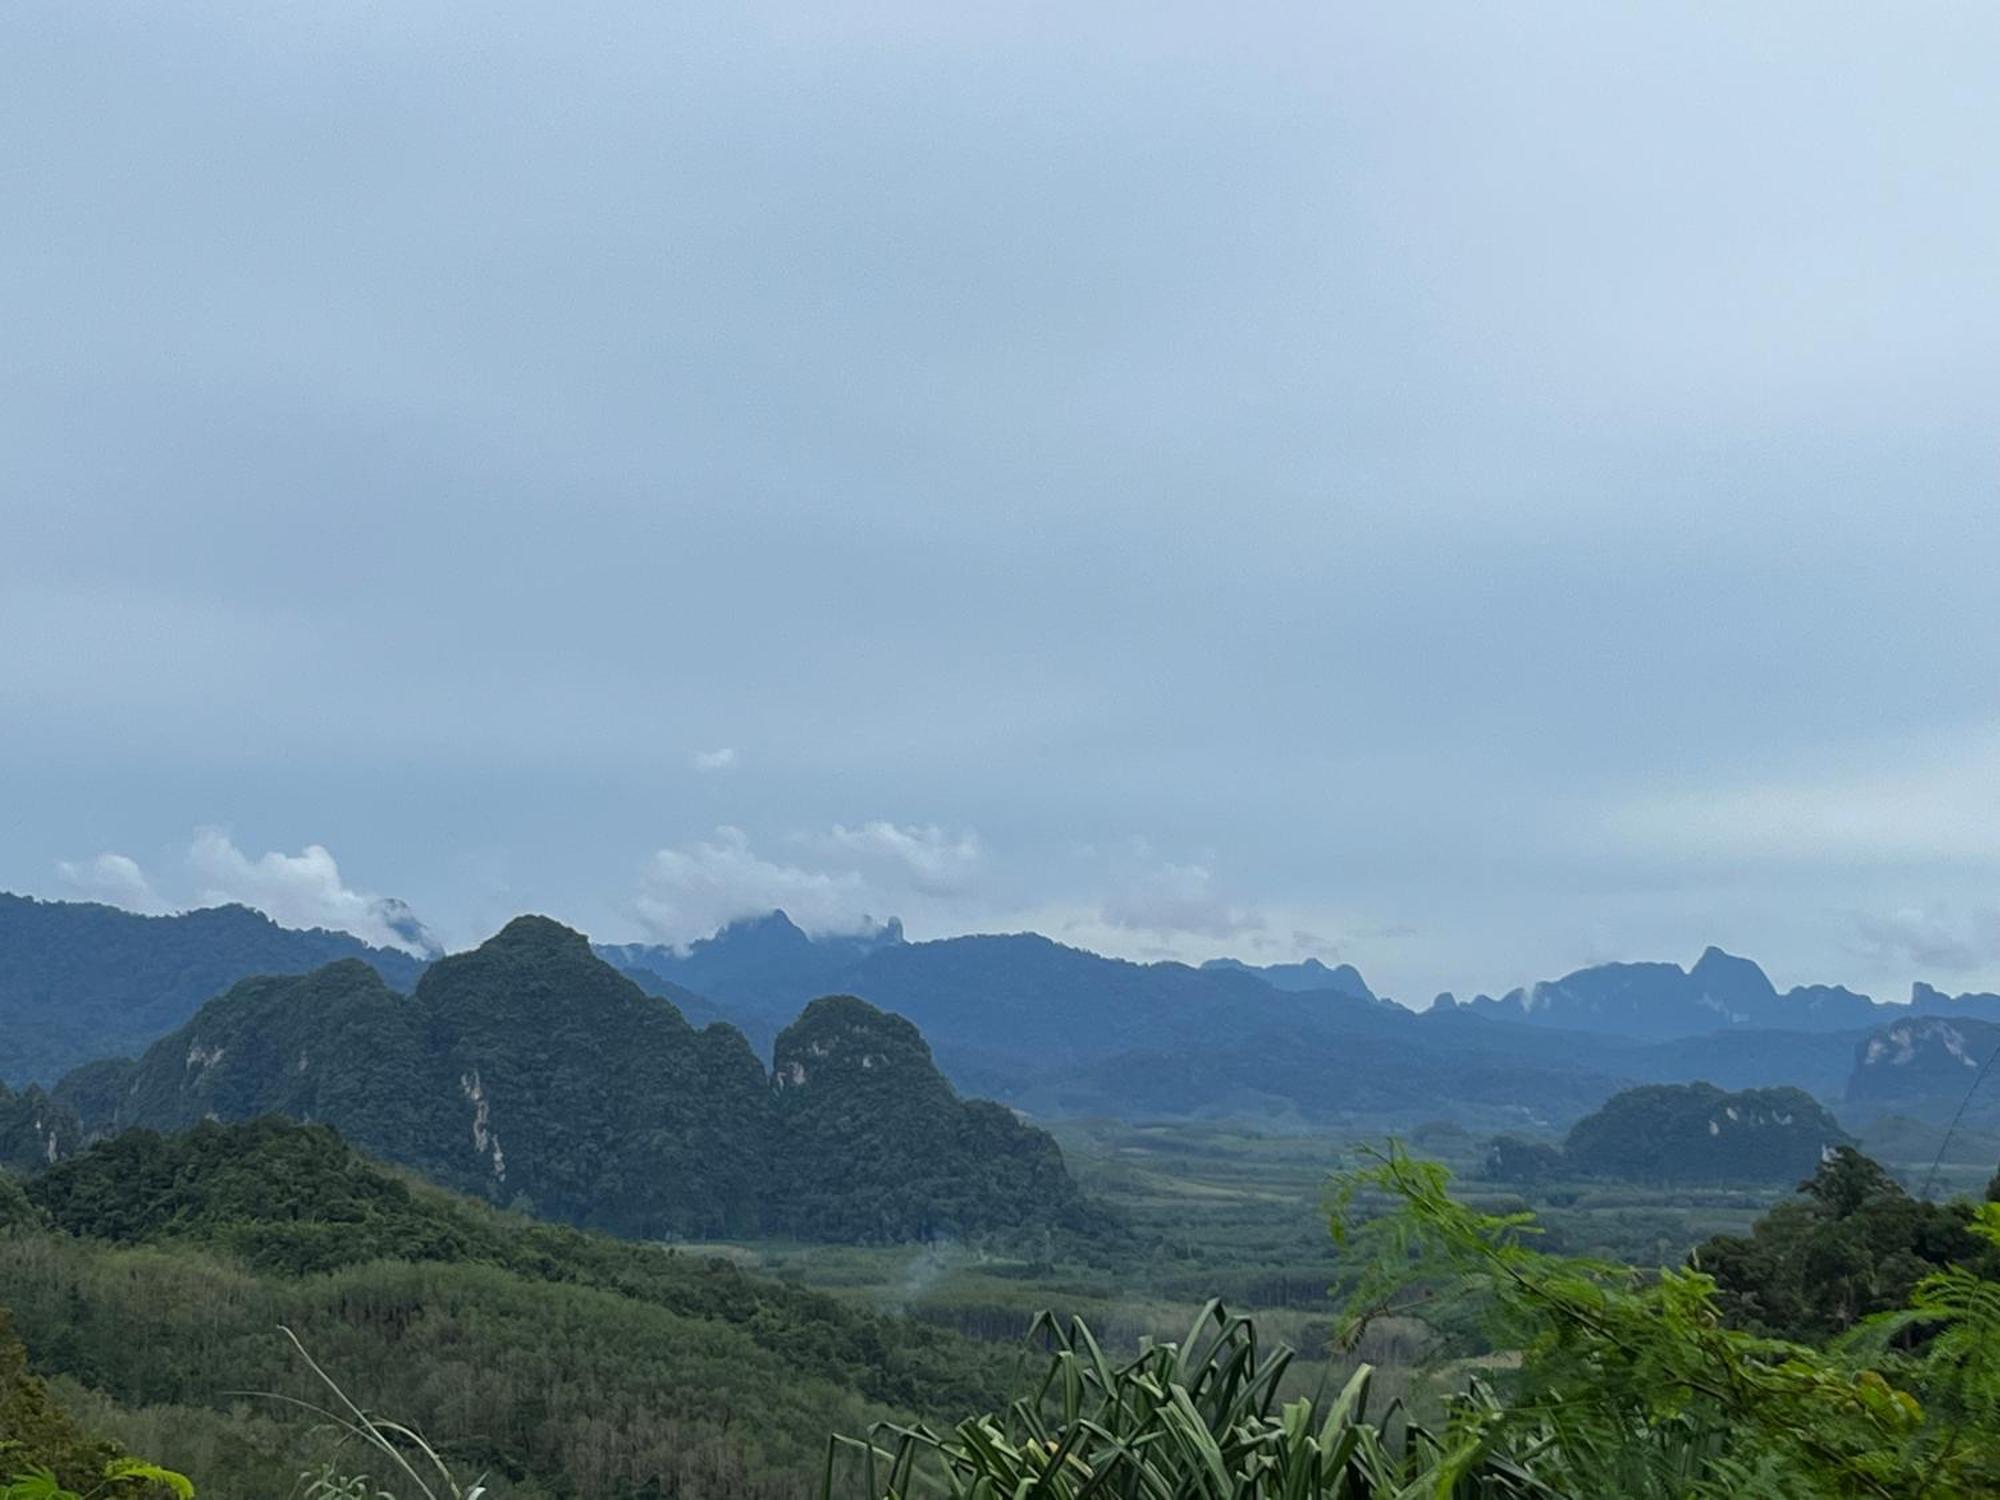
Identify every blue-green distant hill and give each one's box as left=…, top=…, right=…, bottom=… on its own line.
left=0, top=893, right=428, bottom=1085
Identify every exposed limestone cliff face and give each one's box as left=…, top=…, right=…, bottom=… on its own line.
left=1846, top=1014, right=2000, bottom=1125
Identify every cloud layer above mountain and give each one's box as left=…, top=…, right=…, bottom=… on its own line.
left=59, top=831, right=441, bottom=958
left=8, top=3, right=2000, bottom=1001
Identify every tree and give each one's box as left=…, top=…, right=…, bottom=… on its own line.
left=0, top=1310, right=189, bottom=1499
left=1480, top=1135, right=1564, bottom=1185
left=1330, top=1146, right=2000, bottom=1496
left=1692, top=1147, right=1990, bottom=1341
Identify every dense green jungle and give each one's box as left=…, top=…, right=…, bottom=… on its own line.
left=9, top=902, right=2000, bottom=1497
left=8, top=1109, right=2000, bottom=1498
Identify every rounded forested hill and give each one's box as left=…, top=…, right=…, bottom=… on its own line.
left=1564, top=1082, right=1851, bottom=1184
left=67, top=918, right=1091, bottom=1243
left=771, top=995, right=1090, bottom=1239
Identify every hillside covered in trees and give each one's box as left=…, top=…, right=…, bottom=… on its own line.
left=57, top=917, right=1088, bottom=1242
left=0, top=895, right=427, bottom=1085
left=0, top=1305, right=184, bottom=1500
left=1694, top=1145, right=2000, bottom=1341
left=1565, top=1082, right=1850, bottom=1183
left=0, top=1118, right=1016, bottom=1498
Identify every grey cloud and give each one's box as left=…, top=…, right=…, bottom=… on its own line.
left=6, top=3, right=2000, bottom=1004
left=635, top=828, right=884, bottom=948
left=1849, top=907, right=2000, bottom=977
left=183, top=830, right=440, bottom=957
left=1098, top=857, right=1262, bottom=943
left=56, top=832, right=438, bottom=957
left=56, top=853, right=166, bottom=914
left=816, top=823, right=984, bottom=896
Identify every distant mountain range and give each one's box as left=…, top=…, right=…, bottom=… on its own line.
left=601, top=914, right=1430, bottom=1112
left=9, top=895, right=2000, bottom=1140
left=1433, top=944, right=2000, bottom=1040
left=591, top=915, right=1827, bottom=1127
left=602, top=912, right=2000, bottom=1130
left=609, top=912, right=2000, bottom=1046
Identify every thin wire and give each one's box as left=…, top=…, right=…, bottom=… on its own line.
left=1920, top=1029, right=2000, bottom=1201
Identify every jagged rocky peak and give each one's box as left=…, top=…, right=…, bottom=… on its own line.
left=1453, top=945, right=1893, bottom=1040
left=371, top=896, right=446, bottom=959
left=709, top=909, right=903, bottom=955
left=1906, top=983, right=2000, bottom=1022
left=1689, top=946, right=1778, bottom=1006
left=722, top=909, right=816, bottom=950
left=596, top=908, right=909, bottom=1019
left=1200, top=954, right=1377, bottom=1001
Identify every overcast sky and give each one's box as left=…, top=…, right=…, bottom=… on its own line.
left=6, top=3, right=2000, bottom=1003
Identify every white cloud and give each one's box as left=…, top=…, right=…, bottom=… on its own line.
left=53, top=831, right=439, bottom=955
left=1848, top=905, right=2000, bottom=975
left=817, top=822, right=983, bottom=895
left=691, top=747, right=738, bottom=773
left=635, top=826, right=886, bottom=948
left=1099, top=856, right=1262, bottom=942
left=55, top=852, right=167, bottom=914
left=185, top=828, right=439, bottom=956
left=1606, top=729, right=2000, bottom=864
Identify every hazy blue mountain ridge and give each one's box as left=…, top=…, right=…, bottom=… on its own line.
left=604, top=918, right=1910, bottom=1125
left=1440, top=946, right=1883, bottom=1039
left=1199, top=956, right=1378, bottom=1001
left=0, top=893, right=429, bottom=1085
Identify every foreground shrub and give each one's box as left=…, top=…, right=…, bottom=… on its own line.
left=824, top=1302, right=1557, bottom=1498
left=828, top=1148, right=2000, bottom=1498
